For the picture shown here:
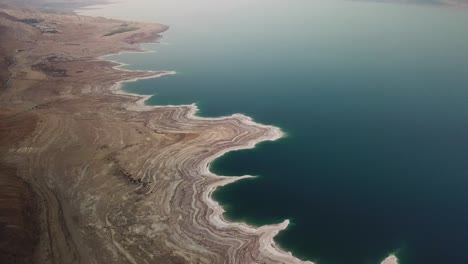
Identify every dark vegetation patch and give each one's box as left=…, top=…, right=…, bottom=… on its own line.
left=32, top=62, right=68, bottom=77
left=103, top=26, right=139, bottom=37
left=32, top=55, right=71, bottom=77
left=18, top=18, right=43, bottom=25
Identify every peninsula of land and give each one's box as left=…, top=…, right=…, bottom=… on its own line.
left=0, top=1, right=312, bottom=263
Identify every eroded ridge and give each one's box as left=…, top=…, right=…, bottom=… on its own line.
left=0, top=5, right=312, bottom=264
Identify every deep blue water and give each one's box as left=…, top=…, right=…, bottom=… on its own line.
left=81, top=1, right=468, bottom=263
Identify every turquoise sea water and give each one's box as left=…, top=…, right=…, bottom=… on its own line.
left=80, top=1, right=468, bottom=263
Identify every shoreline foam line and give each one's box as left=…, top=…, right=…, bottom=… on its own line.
left=98, top=24, right=315, bottom=264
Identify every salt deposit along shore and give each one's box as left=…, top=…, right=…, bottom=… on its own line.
left=0, top=1, right=315, bottom=263
left=0, top=0, right=405, bottom=262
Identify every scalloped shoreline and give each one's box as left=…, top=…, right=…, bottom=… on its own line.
left=103, top=40, right=315, bottom=263
left=99, top=9, right=401, bottom=264
left=0, top=1, right=402, bottom=262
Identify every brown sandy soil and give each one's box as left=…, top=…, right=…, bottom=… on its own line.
left=0, top=4, right=312, bottom=264
left=0, top=113, right=40, bottom=263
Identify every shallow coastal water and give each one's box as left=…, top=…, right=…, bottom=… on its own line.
left=80, top=1, right=468, bottom=263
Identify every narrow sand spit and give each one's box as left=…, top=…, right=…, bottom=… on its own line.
left=0, top=3, right=312, bottom=264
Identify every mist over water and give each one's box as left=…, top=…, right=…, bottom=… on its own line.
left=80, top=1, right=468, bottom=263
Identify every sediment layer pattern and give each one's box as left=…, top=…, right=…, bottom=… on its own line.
left=0, top=6, right=311, bottom=264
